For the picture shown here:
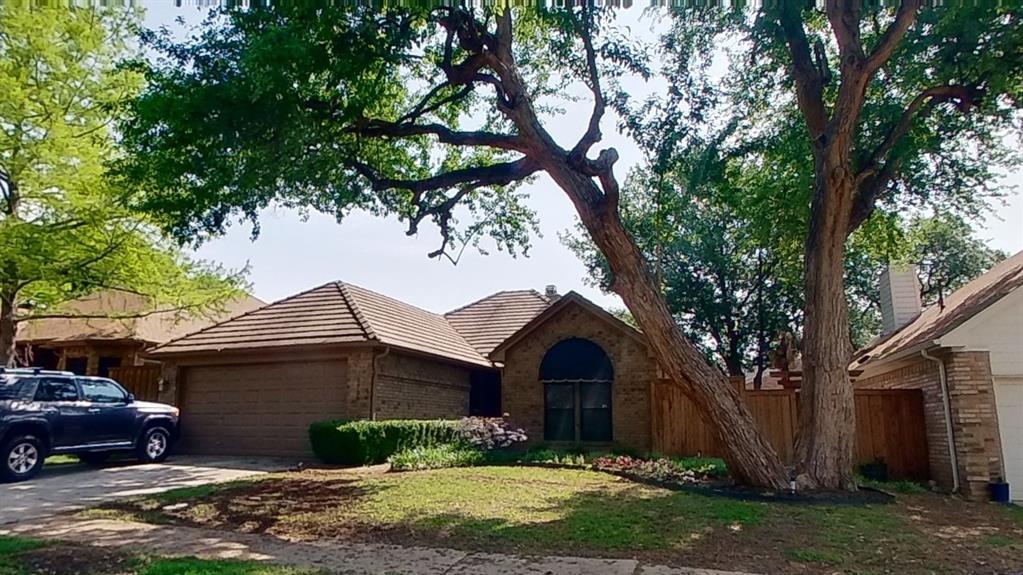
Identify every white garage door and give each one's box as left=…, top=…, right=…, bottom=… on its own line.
left=180, top=360, right=347, bottom=457
left=994, top=377, right=1023, bottom=502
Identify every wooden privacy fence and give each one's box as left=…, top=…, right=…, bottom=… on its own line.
left=109, top=365, right=162, bottom=402
left=651, top=383, right=930, bottom=480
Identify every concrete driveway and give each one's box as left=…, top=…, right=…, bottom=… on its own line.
left=0, top=456, right=294, bottom=525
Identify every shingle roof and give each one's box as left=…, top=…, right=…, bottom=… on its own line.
left=853, top=250, right=1023, bottom=369
left=150, top=283, right=370, bottom=355
left=17, top=290, right=264, bottom=346
left=150, top=281, right=493, bottom=367
left=445, top=290, right=551, bottom=355
left=342, top=283, right=491, bottom=367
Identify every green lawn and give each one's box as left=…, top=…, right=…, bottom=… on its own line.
left=42, top=455, right=79, bottom=466
left=0, top=535, right=319, bottom=575
left=90, top=466, right=1023, bottom=574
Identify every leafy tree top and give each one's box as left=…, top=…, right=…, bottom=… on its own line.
left=0, top=4, right=245, bottom=345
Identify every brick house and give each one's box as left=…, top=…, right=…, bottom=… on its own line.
left=853, top=251, right=1023, bottom=501
left=15, top=289, right=263, bottom=377
left=148, top=282, right=659, bottom=457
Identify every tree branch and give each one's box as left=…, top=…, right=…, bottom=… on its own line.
left=849, top=84, right=981, bottom=232
left=568, top=4, right=605, bottom=164
left=826, top=0, right=865, bottom=65
left=349, top=120, right=527, bottom=152
left=863, top=0, right=922, bottom=78
left=347, top=156, right=539, bottom=196
left=777, top=3, right=828, bottom=141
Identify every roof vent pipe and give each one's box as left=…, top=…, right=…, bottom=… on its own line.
left=545, top=285, right=560, bottom=301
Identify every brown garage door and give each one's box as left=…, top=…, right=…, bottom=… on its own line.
left=180, top=360, right=347, bottom=457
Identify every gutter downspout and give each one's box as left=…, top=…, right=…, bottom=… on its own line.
left=922, top=347, right=960, bottom=494
left=370, top=346, right=391, bottom=421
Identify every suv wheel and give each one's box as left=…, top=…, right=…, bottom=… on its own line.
left=2, top=435, right=45, bottom=482
left=137, top=427, right=171, bottom=463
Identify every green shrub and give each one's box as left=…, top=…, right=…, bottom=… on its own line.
left=389, top=444, right=484, bottom=471
left=672, top=457, right=728, bottom=478
left=309, top=419, right=463, bottom=465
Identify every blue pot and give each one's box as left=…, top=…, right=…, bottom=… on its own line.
left=990, top=481, right=1010, bottom=503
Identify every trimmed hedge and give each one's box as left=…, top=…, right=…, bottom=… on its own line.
left=309, top=419, right=463, bottom=465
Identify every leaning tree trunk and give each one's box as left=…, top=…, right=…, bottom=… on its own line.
left=550, top=169, right=789, bottom=489
left=793, top=157, right=858, bottom=491
left=0, top=293, right=17, bottom=367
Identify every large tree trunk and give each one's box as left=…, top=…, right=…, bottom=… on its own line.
left=550, top=170, right=789, bottom=489
left=0, top=293, right=17, bottom=368
left=794, top=157, right=858, bottom=490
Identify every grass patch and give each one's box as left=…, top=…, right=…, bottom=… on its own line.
left=301, top=466, right=764, bottom=551
left=785, top=547, right=842, bottom=565
left=983, top=534, right=1019, bottom=548
left=43, top=455, right=79, bottom=466
left=0, top=537, right=46, bottom=558
left=0, top=536, right=321, bottom=575
left=92, top=466, right=1023, bottom=575
left=141, top=557, right=320, bottom=575
left=857, top=476, right=929, bottom=494
left=1004, top=503, right=1023, bottom=528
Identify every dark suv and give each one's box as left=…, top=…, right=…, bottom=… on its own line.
left=0, top=368, right=180, bottom=482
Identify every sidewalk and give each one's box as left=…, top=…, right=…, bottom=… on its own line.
left=3, top=516, right=758, bottom=575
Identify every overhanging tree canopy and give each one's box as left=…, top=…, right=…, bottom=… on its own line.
left=119, top=4, right=792, bottom=488
left=0, top=4, right=246, bottom=366
left=119, top=2, right=1023, bottom=490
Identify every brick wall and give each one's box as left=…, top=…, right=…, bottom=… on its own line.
left=373, top=351, right=471, bottom=420
left=499, top=303, right=653, bottom=452
left=858, top=350, right=1004, bottom=499
left=944, top=351, right=1005, bottom=498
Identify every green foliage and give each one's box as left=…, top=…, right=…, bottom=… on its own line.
left=0, top=536, right=45, bottom=558
left=142, top=557, right=321, bottom=575
left=563, top=157, right=804, bottom=378
left=389, top=444, right=484, bottom=471
left=308, top=419, right=462, bottom=465
left=0, top=3, right=245, bottom=363
left=673, top=456, right=728, bottom=478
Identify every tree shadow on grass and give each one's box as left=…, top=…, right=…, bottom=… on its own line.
left=372, top=483, right=767, bottom=556
left=98, top=476, right=382, bottom=536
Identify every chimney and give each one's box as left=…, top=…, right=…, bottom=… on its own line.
left=545, top=284, right=560, bottom=301
left=879, top=263, right=922, bottom=334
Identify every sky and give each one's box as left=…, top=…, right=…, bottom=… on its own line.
left=142, top=3, right=1023, bottom=313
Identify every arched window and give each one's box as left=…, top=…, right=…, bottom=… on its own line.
left=540, top=338, right=613, bottom=442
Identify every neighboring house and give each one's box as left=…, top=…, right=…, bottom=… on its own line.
left=16, top=290, right=264, bottom=377
left=853, top=251, right=1023, bottom=501
left=148, top=282, right=655, bottom=458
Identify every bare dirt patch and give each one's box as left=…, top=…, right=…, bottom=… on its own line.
left=14, top=544, right=136, bottom=575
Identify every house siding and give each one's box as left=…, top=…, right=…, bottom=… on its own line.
left=941, top=287, right=1023, bottom=378
left=373, top=351, right=471, bottom=420
left=858, top=350, right=1004, bottom=499
left=500, top=304, right=652, bottom=452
